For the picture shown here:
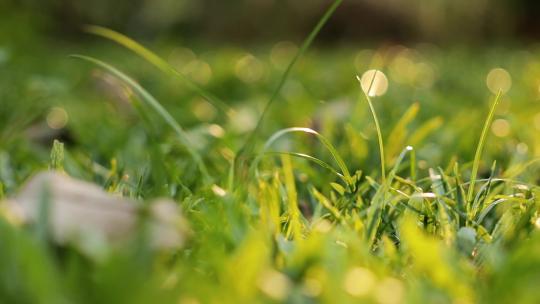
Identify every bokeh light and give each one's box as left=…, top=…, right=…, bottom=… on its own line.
left=516, top=142, right=528, bottom=154
left=235, top=54, right=265, bottom=83
left=486, top=68, right=512, bottom=94
left=258, top=270, right=291, bottom=301
left=354, top=49, right=374, bottom=72
left=344, top=267, right=376, bottom=297
left=491, top=118, right=510, bottom=137
left=207, top=124, right=224, bottom=138
left=359, top=69, right=388, bottom=97
left=46, top=107, right=68, bottom=129
left=374, top=278, right=404, bottom=304
left=192, top=98, right=217, bottom=122
left=168, top=47, right=196, bottom=70
left=270, top=41, right=298, bottom=69
left=182, top=59, right=212, bottom=85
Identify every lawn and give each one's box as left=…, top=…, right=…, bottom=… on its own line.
left=1, top=1, right=540, bottom=303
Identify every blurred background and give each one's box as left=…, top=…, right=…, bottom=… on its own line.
left=2, top=0, right=540, bottom=43
left=1, top=0, right=540, bottom=189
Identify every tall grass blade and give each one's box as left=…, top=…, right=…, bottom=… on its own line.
left=235, top=0, right=344, bottom=163
left=467, top=91, right=502, bottom=204
left=357, top=73, right=386, bottom=182
left=84, top=25, right=232, bottom=115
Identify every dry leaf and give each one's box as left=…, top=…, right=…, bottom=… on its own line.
left=2, top=171, right=187, bottom=252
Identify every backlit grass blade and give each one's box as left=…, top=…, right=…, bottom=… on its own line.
left=84, top=25, right=232, bottom=116
left=263, top=151, right=345, bottom=183
left=467, top=91, right=502, bottom=204
left=357, top=73, right=386, bottom=182
left=252, top=127, right=352, bottom=185
left=71, top=54, right=211, bottom=182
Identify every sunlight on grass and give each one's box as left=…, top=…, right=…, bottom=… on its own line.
left=2, top=1, right=540, bottom=303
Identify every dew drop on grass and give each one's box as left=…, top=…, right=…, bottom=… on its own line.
left=359, top=69, right=388, bottom=97
left=486, top=68, right=512, bottom=94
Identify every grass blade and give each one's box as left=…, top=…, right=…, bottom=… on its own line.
left=263, top=151, right=346, bottom=183
left=71, top=54, right=211, bottom=182
left=252, top=127, right=352, bottom=185
left=357, top=73, right=386, bottom=182
left=235, top=0, right=344, bottom=162
left=467, top=91, right=502, bottom=203
left=281, top=154, right=302, bottom=239
left=84, top=25, right=232, bottom=116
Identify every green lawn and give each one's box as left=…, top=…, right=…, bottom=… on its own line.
left=1, top=15, right=540, bottom=304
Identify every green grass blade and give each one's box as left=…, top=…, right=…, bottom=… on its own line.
left=252, top=127, right=351, bottom=184
left=365, top=146, right=412, bottom=246
left=235, top=0, right=343, bottom=159
left=84, top=25, right=232, bottom=116
left=467, top=91, right=503, bottom=203
left=357, top=73, right=386, bottom=182
left=386, top=102, right=419, bottom=163
left=71, top=54, right=211, bottom=182
left=263, top=151, right=346, bottom=183
left=311, top=187, right=343, bottom=221
left=281, top=154, right=302, bottom=239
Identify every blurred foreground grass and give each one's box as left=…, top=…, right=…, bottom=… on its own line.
left=1, top=26, right=540, bottom=303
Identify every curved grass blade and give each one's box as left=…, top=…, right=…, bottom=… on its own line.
left=84, top=25, right=232, bottom=116
left=476, top=194, right=530, bottom=224
left=357, top=73, right=386, bottom=182
left=467, top=91, right=502, bottom=203
left=252, top=127, right=351, bottom=184
left=263, top=151, right=345, bottom=183
left=71, top=54, right=211, bottom=182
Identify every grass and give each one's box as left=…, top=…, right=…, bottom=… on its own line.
left=1, top=1, right=540, bottom=303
